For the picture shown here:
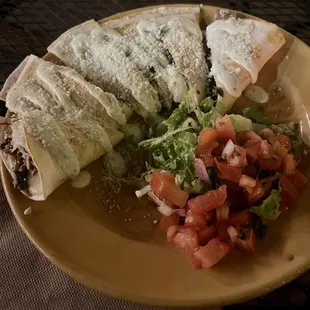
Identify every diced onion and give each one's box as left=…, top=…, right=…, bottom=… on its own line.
left=148, top=191, right=186, bottom=217
left=222, top=139, right=235, bottom=159
left=194, top=158, right=211, bottom=184
left=239, top=175, right=257, bottom=188
left=216, top=202, right=229, bottom=222
left=135, top=185, right=151, bottom=198
left=227, top=226, right=239, bottom=243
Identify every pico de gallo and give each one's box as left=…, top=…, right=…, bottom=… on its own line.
left=136, top=91, right=308, bottom=269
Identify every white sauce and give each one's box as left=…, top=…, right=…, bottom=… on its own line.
left=71, top=170, right=92, bottom=188
left=120, top=124, right=143, bottom=144
left=102, top=151, right=127, bottom=177
left=243, top=85, right=269, bottom=103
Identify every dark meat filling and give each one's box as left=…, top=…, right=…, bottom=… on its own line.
left=1, top=138, right=37, bottom=191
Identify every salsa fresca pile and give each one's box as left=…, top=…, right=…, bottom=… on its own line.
left=135, top=91, right=308, bottom=269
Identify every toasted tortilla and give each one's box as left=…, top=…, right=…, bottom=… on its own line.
left=206, top=17, right=285, bottom=113
left=105, top=6, right=207, bottom=104
left=0, top=55, right=126, bottom=200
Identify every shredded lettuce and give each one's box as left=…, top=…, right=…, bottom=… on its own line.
left=242, top=107, right=272, bottom=125
left=161, top=89, right=197, bottom=131
left=229, top=114, right=253, bottom=132
left=199, top=97, right=215, bottom=112
left=271, top=122, right=296, bottom=137
left=252, top=122, right=268, bottom=133
left=249, top=188, right=282, bottom=220
left=195, top=106, right=221, bottom=128
left=140, top=130, right=200, bottom=190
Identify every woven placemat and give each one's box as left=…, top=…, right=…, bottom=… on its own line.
left=1, top=0, right=310, bottom=308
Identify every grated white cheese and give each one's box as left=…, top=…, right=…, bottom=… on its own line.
left=137, top=15, right=207, bottom=102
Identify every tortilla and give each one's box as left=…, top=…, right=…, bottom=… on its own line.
left=0, top=55, right=127, bottom=200
left=206, top=17, right=285, bottom=113
left=47, top=20, right=161, bottom=119
left=105, top=6, right=207, bottom=104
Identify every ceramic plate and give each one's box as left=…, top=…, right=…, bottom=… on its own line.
left=2, top=5, right=310, bottom=308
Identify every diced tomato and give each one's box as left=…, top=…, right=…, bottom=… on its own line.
left=247, top=180, right=264, bottom=203
left=246, top=229, right=257, bottom=253
left=279, top=195, right=288, bottom=211
left=213, top=143, right=225, bottom=156
left=198, top=128, right=218, bottom=147
left=205, top=210, right=215, bottom=222
left=258, top=158, right=272, bottom=170
left=148, top=191, right=174, bottom=208
left=198, top=225, right=218, bottom=246
left=184, top=209, right=207, bottom=231
left=277, top=134, right=291, bottom=151
left=244, top=164, right=257, bottom=178
left=195, top=141, right=219, bottom=168
left=258, top=158, right=282, bottom=172
left=167, top=225, right=199, bottom=252
left=268, top=136, right=289, bottom=161
left=282, top=153, right=296, bottom=176
left=185, top=247, right=202, bottom=269
left=167, top=225, right=179, bottom=242
left=243, top=139, right=261, bottom=163
left=228, top=211, right=253, bottom=226
left=239, top=174, right=256, bottom=188
left=216, top=115, right=236, bottom=143
left=258, top=128, right=276, bottom=140
left=287, top=169, right=308, bottom=190
left=216, top=201, right=230, bottom=222
left=227, top=145, right=247, bottom=167
left=217, top=222, right=230, bottom=241
left=237, top=131, right=262, bottom=144
left=159, top=213, right=180, bottom=231
left=280, top=175, right=299, bottom=206
left=159, top=171, right=175, bottom=182
left=258, top=140, right=273, bottom=160
left=194, top=237, right=232, bottom=268
left=188, top=185, right=227, bottom=214
left=236, top=229, right=257, bottom=254
left=150, top=172, right=189, bottom=208
left=215, top=158, right=242, bottom=183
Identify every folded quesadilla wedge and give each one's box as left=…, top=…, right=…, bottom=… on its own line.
left=0, top=55, right=127, bottom=200
left=206, top=17, right=285, bottom=113
left=47, top=20, right=161, bottom=119
left=105, top=6, right=208, bottom=104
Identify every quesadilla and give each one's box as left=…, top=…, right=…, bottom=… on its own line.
left=0, top=55, right=127, bottom=200
left=105, top=6, right=208, bottom=104
left=47, top=20, right=161, bottom=119
left=206, top=17, right=285, bottom=113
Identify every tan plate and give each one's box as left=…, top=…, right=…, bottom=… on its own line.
left=2, top=4, right=310, bottom=308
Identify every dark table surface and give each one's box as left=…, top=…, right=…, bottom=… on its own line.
left=1, top=0, right=310, bottom=308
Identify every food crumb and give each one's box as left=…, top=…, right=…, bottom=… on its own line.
left=124, top=219, right=127, bottom=222
left=287, top=254, right=294, bottom=261
left=128, top=218, right=132, bottom=222
left=24, top=207, right=32, bottom=216
left=153, top=220, right=159, bottom=224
